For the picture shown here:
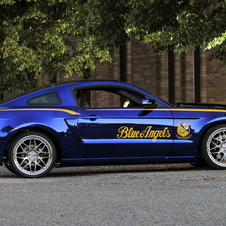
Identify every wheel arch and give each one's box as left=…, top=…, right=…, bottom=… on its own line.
left=197, top=120, right=226, bottom=155
left=4, top=126, right=62, bottom=164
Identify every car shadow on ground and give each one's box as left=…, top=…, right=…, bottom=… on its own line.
left=0, top=164, right=210, bottom=178
left=46, top=163, right=210, bottom=178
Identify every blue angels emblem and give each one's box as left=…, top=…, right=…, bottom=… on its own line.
left=177, top=122, right=191, bottom=139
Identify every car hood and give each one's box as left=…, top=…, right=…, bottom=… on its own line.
left=173, top=103, right=226, bottom=109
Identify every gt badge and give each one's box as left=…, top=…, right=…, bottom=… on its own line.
left=176, top=122, right=192, bottom=139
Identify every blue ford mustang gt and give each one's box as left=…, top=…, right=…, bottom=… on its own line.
left=1, top=80, right=226, bottom=177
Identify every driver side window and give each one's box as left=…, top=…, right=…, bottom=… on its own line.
left=75, top=88, right=142, bottom=108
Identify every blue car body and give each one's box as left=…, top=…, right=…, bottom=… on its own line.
left=1, top=80, right=226, bottom=177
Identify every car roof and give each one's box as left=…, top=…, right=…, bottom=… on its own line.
left=0, top=80, right=147, bottom=107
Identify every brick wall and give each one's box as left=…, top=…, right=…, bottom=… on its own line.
left=6, top=35, right=226, bottom=105
left=205, top=48, right=226, bottom=104
left=91, top=35, right=226, bottom=105
left=90, top=35, right=200, bottom=104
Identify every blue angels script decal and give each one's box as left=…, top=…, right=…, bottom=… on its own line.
left=117, top=126, right=171, bottom=142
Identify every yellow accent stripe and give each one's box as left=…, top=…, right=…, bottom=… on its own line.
left=170, top=108, right=226, bottom=112
left=86, top=108, right=226, bottom=113
left=0, top=108, right=80, bottom=115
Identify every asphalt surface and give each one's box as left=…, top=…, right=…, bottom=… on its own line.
left=0, top=164, right=225, bottom=226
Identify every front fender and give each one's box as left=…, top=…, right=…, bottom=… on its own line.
left=199, top=117, right=226, bottom=137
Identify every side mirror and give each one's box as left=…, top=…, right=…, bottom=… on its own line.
left=141, top=99, right=157, bottom=108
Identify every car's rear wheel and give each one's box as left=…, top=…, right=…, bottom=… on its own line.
left=201, top=124, right=226, bottom=169
left=8, top=132, right=56, bottom=178
left=3, top=160, right=16, bottom=174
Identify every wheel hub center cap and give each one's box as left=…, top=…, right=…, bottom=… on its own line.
left=220, top=142, right=226, bottom=151
left=27, top=151, right=38, bottom=161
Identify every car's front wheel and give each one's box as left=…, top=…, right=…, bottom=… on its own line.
left=201, top=124, right=226, bottom=169
left=8, top=132, right=56, bottom=178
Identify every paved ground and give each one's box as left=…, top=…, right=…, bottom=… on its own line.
left=0, top=164, right=225, bottom=226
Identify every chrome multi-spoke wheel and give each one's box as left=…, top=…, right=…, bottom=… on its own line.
left=8, top=132, right=56, bottom=177
left=201, top=125, right=226, bottom=169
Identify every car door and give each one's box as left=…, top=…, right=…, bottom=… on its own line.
left=75, top=87, right=174, bottom=158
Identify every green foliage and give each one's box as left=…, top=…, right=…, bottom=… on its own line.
left=0, top=0, right=117, bottom=93
left=126, top=0, right=226, bottom=56
left=1, top=0, right=226, bottom=93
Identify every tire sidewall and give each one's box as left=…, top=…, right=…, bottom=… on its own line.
left=201, top=124, right=226, bottom=170
left=8, top=131, right=57, bottom=178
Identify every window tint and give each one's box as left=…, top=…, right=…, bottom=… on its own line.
left=27, top=92, right=61, bottom=105
left=75, top=88, right=143, bottom=108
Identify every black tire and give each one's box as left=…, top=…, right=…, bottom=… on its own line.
left=201, top=124, right=226, bottom=170
left=8, top=131, right=57, bottom=178
left=3, top=160, right=16, bottom=174
left=190, top=155, right=208, bottom=168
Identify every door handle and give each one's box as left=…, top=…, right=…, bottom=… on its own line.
left=82, top=115, right=100, bottom=121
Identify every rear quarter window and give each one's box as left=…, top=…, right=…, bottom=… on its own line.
left=27, top=92, right=62, bottom=105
